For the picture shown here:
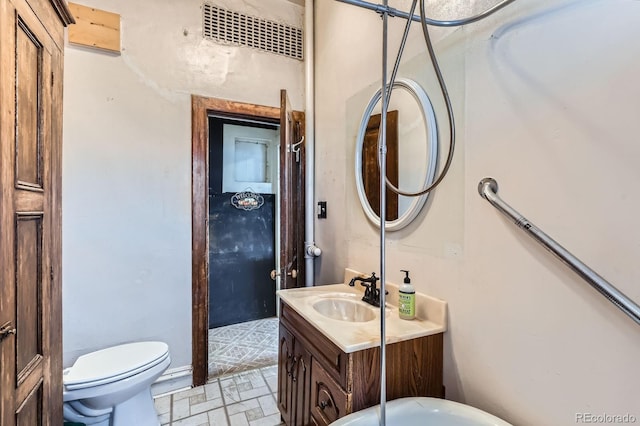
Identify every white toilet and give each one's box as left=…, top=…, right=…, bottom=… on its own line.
left=63, top=341, right=170, bottom=426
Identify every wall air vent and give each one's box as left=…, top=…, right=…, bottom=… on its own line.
left=203, top=3, right=304, bottom=61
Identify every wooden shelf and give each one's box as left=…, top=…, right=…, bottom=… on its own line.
left=68, top=2, right=120, bottom=53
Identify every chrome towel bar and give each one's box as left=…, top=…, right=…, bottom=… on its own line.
left=478, top=177, right=640, bottom=326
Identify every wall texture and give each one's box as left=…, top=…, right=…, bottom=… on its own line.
left=62, top=0, right=304, bottom=370
left=315, top=0, right=640, bottom=424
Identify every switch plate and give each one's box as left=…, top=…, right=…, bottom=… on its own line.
left=317, top=201, right=327, bottom=219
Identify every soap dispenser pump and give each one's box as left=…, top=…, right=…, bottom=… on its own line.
left=399, top=270, right=415, bottom=320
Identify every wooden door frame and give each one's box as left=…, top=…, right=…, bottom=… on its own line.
left=191, top=95, right=281, bottom=386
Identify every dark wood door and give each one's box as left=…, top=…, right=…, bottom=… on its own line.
left=363, top=111, right=399, bottom=221
left=0, top=0, right=70, bottom=424
left=279, top=90, right=305, bottom=289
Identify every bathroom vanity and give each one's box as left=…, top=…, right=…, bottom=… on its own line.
left=277, top=274, right=447, bottom=426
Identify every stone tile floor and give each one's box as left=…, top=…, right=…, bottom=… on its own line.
left=208, top=318, right=279, bottom=379
left=154, top=364, right=285, bottom=426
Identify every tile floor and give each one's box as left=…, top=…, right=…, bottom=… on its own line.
left=208, top=318, right=279, bottom=379
left=154, top=365, right=284, bottom=426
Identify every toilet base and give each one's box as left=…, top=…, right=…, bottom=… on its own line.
left=64, top=388, right=159, bottom=426
left=112, top=387, right=159, bottom=426
left=63, top=403, right=110, bottom=426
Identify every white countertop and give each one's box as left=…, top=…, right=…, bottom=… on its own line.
left=277, top=270, right=447, bottom=353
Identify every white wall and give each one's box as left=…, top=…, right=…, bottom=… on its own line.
left=315, top=0, right=640, bottom=424
left=62, top=0, right=304, bottom=371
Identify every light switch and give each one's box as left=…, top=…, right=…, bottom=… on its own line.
left=317, top=201, right=327, bottom=219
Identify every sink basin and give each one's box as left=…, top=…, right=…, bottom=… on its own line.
left=312, top=298, right=376, bottom=322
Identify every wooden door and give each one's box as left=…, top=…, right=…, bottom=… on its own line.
left=0, top=0, right=70, bottom=424
left=279, top=90, right=306, bottom=289
left=363, top=111, right=399, bottom=221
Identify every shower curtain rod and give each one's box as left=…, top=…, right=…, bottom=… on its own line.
left=335, top=0, right=516, bottom=27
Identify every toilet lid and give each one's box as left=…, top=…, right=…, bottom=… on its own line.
left=64, top=342, right=169, bottom=389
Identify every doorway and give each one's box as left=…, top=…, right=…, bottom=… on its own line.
left=208, top=117, right=279, bottom=329
left=191, top=95, right=305, bottom=386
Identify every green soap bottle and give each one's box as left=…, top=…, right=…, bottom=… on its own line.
left=398, top=270, right=415, bottom=320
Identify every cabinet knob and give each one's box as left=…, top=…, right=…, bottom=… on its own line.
left=319, top=400, right=329, bottom=410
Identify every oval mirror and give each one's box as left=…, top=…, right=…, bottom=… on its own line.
left=355, top=78, right=439, bottom=231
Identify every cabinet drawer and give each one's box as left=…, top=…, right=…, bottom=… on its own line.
left=310, top=358, right=351, bottom=426
left=280, top=302, right=348, bottom=388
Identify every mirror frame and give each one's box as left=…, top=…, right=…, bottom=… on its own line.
left=354, top=78, right=438, bottom=231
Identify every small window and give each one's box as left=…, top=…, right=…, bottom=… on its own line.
left=222, top=124, right=278, bottom=194
left=234, top=139, right=269, bottom=183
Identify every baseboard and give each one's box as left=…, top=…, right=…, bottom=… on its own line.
left=151, top=364, right=193, bottom=397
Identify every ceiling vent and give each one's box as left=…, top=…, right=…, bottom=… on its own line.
left=203, top=3, right=304, bottom=61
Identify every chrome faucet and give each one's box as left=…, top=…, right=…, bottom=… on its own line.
left=349, top=272, right=383, bottom=307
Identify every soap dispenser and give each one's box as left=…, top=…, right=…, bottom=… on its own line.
left=399, top=270, right=415, bottom=320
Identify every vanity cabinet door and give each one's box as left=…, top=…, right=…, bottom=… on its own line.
left=310, top=358, right=351, bottom=426
left=278, top=323, right=295, bottom=425
left=292, top=342, right=312, bottom=426
left=279, top=320, right=313, bottom=426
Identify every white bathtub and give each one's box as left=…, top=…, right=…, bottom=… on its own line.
left=330, top=397, right=512, bottom=426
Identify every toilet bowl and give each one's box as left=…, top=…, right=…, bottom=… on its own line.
left=63, top=341, right=170, bottom=426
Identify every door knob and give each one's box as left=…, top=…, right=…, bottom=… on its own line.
left=272, top=269, right=297, bottom=279
left=0, top=322, right=16, bottom=341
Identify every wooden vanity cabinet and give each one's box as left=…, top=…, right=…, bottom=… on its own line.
left=278, top=302, right=444, bottom=426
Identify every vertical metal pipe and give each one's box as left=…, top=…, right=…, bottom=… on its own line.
left=379, top=3, right=388, bottom=425
left=304, top=0, right=319, bottom=287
